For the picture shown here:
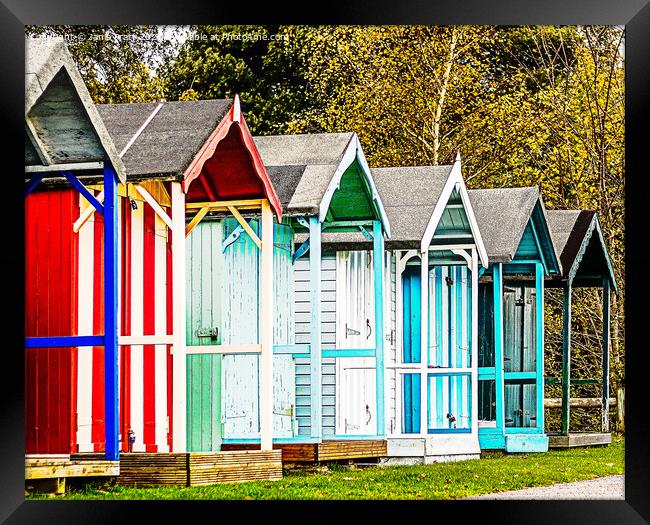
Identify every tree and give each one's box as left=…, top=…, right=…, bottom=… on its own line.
left=161, top=25, right=316, bottom=135
left=25, top=25, right=176, bottom=103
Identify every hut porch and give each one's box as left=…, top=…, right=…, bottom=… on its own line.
left=25, top=454, right=119, bottom=495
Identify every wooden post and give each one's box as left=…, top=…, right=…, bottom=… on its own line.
left=259, top=200, right=274, bottom=451
left=535, top=262, right=545, bottom=432
left=616, top=386, right=625, bottom=433
left=309, top=217, right=322, bottom=440
left=420, top=249, right=429, bottom=436
left=561, top=282, right=572, bottom=435
left=373, top=220, right=385, bottom=436
left=493, top=263, right=505, bottom=435
left=471, top=249, right=479, bottom=438
left=171, top=182, right=187, bottom=452
left=104, top=165, right=119, bottom=461
left=602, top=279, right=611, bottom=433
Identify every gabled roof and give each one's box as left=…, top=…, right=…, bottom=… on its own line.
left=547, top=210, right=617, bottom=291
left=468, top=186, right=560, bottom=273
left=25, top=37, right=126, bottom=182
left=99, top=97, right=282, bottom=219
left=97, top=99, right=231, bottom=179
left=254, top=133, right=390, bottom=233
left=468, top=187, right=539, bottom=262
left=372, top=165, right=452, bottom=245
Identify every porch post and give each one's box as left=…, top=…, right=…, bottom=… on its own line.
left=601, top=279, right=611, bottom=433
left=171, top=182, right=187, bottom=452
left=561, top=281, right=572, bottom=435
left=471, top=249, right=479, bottom=437
left=420, top=248, right=428, bottom=436
left=373, top=220, right=385, bottom=436
left=535, top=262, right=545, bottom=432
left=493, top=263, right=504, bottom=434
left=309, top=217, right=322, bottom=440
left=103, top=165, right=119, bottom=460
left=259, top=200, right=274, bottom=450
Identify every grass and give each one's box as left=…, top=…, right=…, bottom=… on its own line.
left=30, top=436, right=624, bottom=500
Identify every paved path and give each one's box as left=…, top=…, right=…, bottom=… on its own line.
left=464, top=475, right=624, bottom=500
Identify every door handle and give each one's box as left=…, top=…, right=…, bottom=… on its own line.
left=366, top=319, right=372, bottom=339
left=366, top=404, right=372, bottom=425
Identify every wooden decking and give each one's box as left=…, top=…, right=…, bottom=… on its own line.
left=221, top=439, right=388, bottom=463
left=117, top=450, right=283, bottom=487
left=25, top=454, right=120, bottom=495
left=547, top=432, right=612, bottom=448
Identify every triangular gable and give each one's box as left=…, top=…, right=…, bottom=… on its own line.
left=183, top=95, right=282, bottom=220
left=25, top=37, right=126, bottom=183
left=567, top=214, right=617, bottom=292
left=421, top=155, right=489, bottom=268
left=513, top=200, right=561, bottom=276
left=318, top=134, right=391, bottom=237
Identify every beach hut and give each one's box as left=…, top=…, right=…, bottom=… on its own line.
left=97, top=96, right=283, bottom=459
left=370, top=157, right=489, bottom=463
left=213, top=132, right=392, bottom=461
left=24, top=38, right=125, bottom=462
left=468, top=187, right=561, bottom=452
left=545, top=210, right=617, bottom=448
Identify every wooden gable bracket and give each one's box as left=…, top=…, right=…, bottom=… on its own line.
left=185, top=206, right=210, bottom=237
left=228, top=205, right=262, bottom=250
left=358, top=225, right=374, bottom=241
left=134, top=184, right=173, bottom=230
left=292, top=238, right=310, bottom=264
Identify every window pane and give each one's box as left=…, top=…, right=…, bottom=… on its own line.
left=428, top=374, right=471, bottom=431
left=478, top=379, right=496, bottom=422
left=401, top=374, right=421, bottom=433
left=504, top=380, right=537, bottom=428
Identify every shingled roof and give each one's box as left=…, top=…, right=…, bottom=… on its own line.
left=97, top=99, right=232, bottom=180
left=547, top=210, right=616, bottom=290
left=254, top=133, right=354, bottom=214
left=467, top=187, right=540, bottom=262
left=25, top=37, right=126, bottom=182
left=373, top=166, right=453, bottom=247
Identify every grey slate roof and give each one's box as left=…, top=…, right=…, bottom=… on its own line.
left=253, top=133, right=354, bottom=214
left=468, top=187, right=540, bottom=262
left=373, top=166, right=453, bottom=246
left=97, top=99, right=232, bottom=179
left=25, top=37, right=126, bottom=182
left=547, top=209, right=616, bottom=289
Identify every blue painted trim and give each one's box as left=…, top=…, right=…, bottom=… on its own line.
left=62, top=171, right=104, bottom=215
left=435, top=268, right=443, bottom=428
left=274, top=344, right=310, bottom=354
left=373, top=220, right=385, bottom=436
left=25, top=335, right=105, bottom=348
left=325, top=349, right=375, bottom=358
left=25, top=173, right=45, bottom=196
left=528, top=218, right=549, bottom=275
left=478, top=367, right=496, bottom=380
left=292, top=238, right=310, bottom=264
left=493, top=264, right=505, bottom=435
left=428, top=428, right=472, bottom=434
left=535, top=262, right=545, bottom=433
left=479, top=432, right=506, bottom=450
left=309, top=217, right=322, bottom=440
left=505, top=433, right=549, bottom=453
left=358, top=225, right=373, bottom=241
left=221, top=224, right=244, bottom=252
left=504, top=427, right=546, bottom=435
left=504, top=371, right=537, bottom=381
left=103, top=165, right=119, bottom=461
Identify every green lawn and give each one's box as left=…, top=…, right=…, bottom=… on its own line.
left=31, top=436, right=624, bottom=500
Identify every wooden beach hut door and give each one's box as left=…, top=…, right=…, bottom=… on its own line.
left=220, top=219, right=296, bottom=441
left=336, top=251, right=376, bottom=435
left=503, top=284, right=537, bottom=429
